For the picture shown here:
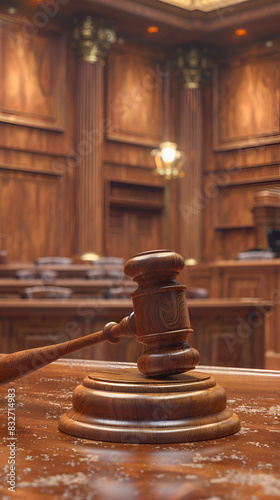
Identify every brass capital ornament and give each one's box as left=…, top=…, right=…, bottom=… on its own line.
left=73, top=16, right=117, bottom=64
left=175, top=47, right=211, bottom=89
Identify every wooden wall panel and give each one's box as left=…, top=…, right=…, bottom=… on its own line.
left=105, top=179, right=165, bottom=259
left=0, top=13, right=75, bottom=262
left=107, top=208, right=164, bottom=259
left=0, top=169, right=63, bottom=261
left=214, top=185, right=255, bottom=229
left=0, top=17, right=65, bottom=131
left=202, top=39, right=280, bottom=261
left=213, top=45, right=280, bottom=151
left=106, top=45, right=164, bottom=146
left=103, top=41, right=170, bottom=258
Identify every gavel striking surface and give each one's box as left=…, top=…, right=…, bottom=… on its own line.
left=59, top=365, right=239, bottom=443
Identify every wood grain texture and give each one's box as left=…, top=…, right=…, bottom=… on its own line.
left=0, top=14, right=75, bottom=262
left=0, top=313, right=135, bottom=385
left=0, top=278, right=136, bottom=297
left=105, top=180, right=165, bottom=259
left=189, top=259, right=280, bottom=368
left=0, top=249, right=198, bottom=381
left=1, top=360, right=279, bottom=499
left=75, top=60, right=104, bottom=254
left=106, top=45, right=164, bottom=146
left=0, top=296, right=273, bottom=366
left=59, top=365, right=239, bottom=444
left=213, top=47, right=280, bottom=151
left=203, top=40, right=280, bottom=262
left=0, top=17, right=65, bottom=131
left=0, top=169, right=63, bottom=261
left=124, top=250, right=199, bottom=376
left=177, top=86, right=202, bottom=261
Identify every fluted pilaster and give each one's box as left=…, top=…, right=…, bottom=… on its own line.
left=73, top=16, right=116, bottom=254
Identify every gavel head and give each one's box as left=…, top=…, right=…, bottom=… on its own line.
left=124, top=250, right=200, bottom=377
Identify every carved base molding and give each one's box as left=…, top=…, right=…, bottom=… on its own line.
left=59, top=364, right=240, bottom=444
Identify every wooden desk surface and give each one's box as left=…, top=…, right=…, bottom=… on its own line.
left=0, top=262, right=124, bottom=278
left=0, top=297, right=273, bottom=315
left=0, top=360, right=279, bottom=499
left=206, top=259, right=280, bottom=268
left=0, top=279, right=134, bottom=296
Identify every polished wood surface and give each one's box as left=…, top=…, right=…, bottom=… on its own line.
left=59, top=364, right=239, bottom=444
left=124, top=250, right=199, bottom=376
left=0, top=359, right=279, bottom=499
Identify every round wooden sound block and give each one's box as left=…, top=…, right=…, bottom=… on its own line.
left=59, top=365, right=240, bottom=444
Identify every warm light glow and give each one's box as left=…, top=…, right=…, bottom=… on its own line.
left=161, top=147, right=176, bottom=163
left=147, top=26, right=159, bottom=33
left=235, top=28, right=247, bottom=36
left=151, top=141, right=185, bottom=180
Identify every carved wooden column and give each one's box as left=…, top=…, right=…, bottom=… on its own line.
left=72, top=17, right=116, bottom=254
left=175, top=48, right=210, bottom=262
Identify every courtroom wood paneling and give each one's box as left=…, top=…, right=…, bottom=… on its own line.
left=0, top=13, right=75, bottom=262
left=105, top=179, right=165, bottom=259
left=102, top=40, right=173, bottom=257
left=0, top=297, right=272, bottom=369
left=188, top=260, right=280, bottom=366
left=0, top=16, right=65, bottom=131
left=202, top=39, right=280, bottom=262
left=214, top=185, right=254, bottom=230
left=0, top=169, right=64, bottom=261
left=106, top=44, right=165, bottom=146
left=213, top=42, right=280, bottom=151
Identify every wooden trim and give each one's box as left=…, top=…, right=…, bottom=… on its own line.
left=205, top=173, right=280, bottom=188
left=214, top=225, right=254, bottom=230
left=0, top=163, right=64, bottom=177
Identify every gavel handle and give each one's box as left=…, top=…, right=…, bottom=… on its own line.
left=0, top=313, right=135, bottom=385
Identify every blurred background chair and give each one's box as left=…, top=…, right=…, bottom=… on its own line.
left=16, top=269, right=57, bottom=281
left=35, top=257, right=73, bottom=266
left=186, top=287, right=208, bottom=299
left=23, top=286, right=72, bottom=299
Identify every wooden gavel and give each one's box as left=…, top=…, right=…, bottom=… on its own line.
left=0, top=250, right=200, bottom=384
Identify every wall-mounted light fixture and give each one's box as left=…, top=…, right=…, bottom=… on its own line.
left=151, top=141, right=185, bottom=248
left=151, top=141, right=185, bottom=180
